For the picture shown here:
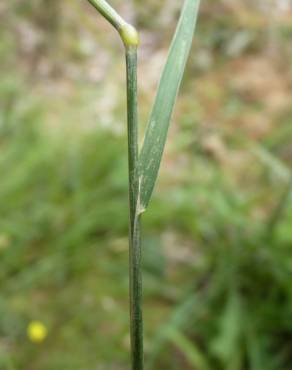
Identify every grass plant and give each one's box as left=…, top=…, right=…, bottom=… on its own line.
left=86, top=0, right=201, bottom=368
left=2, top=1, right=292, bottom=369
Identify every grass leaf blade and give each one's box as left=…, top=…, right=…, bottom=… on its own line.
left=139, top=0, right=201, bottom=211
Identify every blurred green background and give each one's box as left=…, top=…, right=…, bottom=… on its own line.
left=1, top=0, right=292, bottom=369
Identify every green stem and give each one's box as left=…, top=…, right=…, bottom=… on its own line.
left=126, top=46, right=144, bottom=370
left=87, top=0, right=139, bottom=47
left=85, top=2, right=142, bottom=367
left=87, top=0, right=125, bottom=29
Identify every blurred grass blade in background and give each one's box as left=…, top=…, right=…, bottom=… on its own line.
left=139, top=0, right=201, bottom=212
left=167, top=328, right=211, bottom=370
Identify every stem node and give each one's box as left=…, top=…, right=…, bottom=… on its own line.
left=120, top=23, right=139, bottom=47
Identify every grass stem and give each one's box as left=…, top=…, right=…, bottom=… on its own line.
left=86, top=1, right=142, bottom=366
left=126, top=46, right=144, bottom=370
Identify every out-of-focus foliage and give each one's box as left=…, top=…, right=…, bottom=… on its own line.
left=0, top=1, right=292, bottom=369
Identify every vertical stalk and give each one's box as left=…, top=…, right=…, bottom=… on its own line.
left=126, top=46, right=144, bottom=370
left=85, top=1, right=142, bottom=367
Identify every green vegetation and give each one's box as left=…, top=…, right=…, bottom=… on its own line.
left=87, top=1, right=201, bottom=368
left=0, top=1, right=292, bottom=370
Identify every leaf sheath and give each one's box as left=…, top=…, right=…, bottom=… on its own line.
left=126, top=47, right=144, bottom=370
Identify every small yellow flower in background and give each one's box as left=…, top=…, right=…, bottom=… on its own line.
left=27, top=321, right=48, bottom=343
left=0, top=233, right=10, bottom=251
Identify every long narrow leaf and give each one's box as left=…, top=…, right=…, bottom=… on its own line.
left=139, top=0, right=201, bottom=212
left=167, top=328, right=211, bottom=370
